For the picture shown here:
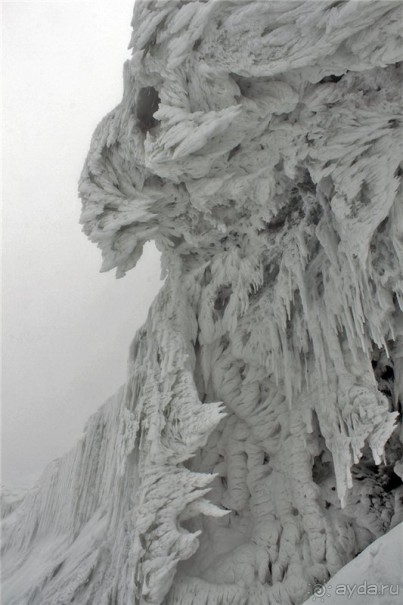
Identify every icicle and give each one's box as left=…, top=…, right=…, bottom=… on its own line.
left=3, top=2, right=403, bottom=604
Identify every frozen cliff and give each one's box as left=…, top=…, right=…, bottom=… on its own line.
left=2, top=1, right=403, bottom=604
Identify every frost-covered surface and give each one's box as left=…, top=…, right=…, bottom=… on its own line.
left=1, top=484, right=30, bottom=519
left=301, top=522, right=403, bottom=604
left=2, top=1, right=403, bottom=604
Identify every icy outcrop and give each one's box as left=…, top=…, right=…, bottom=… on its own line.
left=0, top=485, right=30, bottom=519
left=2, top=1, right=403, bottom=604
left=301, top=522, right=403, bottom=604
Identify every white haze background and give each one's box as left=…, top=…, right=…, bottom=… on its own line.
left=2, top=0, right=162, bottom=485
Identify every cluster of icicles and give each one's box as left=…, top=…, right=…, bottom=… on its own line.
left=2, top=1, right=403, bottom=604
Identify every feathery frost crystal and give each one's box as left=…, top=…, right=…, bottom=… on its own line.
left=2, top=1, right=403, bottom=604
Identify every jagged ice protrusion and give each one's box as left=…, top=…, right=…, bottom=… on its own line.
left=2, top=1, right=403, bottom=604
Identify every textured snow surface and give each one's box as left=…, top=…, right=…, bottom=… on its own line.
left=2, top=1, right=403, bottom=604
left=301, top=522, right=403, bottom=604
left=0, top=485, right=30, bottom=519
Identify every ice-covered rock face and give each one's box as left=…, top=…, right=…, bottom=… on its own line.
left=78, top=1, right=403, bottom=603
left=2, top=2, right=403, bottom=605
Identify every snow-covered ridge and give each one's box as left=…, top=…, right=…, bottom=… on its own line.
left=1, top=484, right=30, bottom=519
left=2, top=1, right=403, bottom=604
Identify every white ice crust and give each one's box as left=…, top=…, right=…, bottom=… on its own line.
left=2, top=1, right=403, bottom=604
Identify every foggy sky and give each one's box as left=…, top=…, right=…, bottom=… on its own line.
left=2, top=0, right=162, bottom=485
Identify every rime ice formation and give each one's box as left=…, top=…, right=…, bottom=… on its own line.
left=2, top=1, right=403, bottom=604
left=0, top=485, right=30, bottom=520
left=301, top=522, right=403, bottom=605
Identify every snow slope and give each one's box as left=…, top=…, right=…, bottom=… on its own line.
left=0, top=485, right=30, bottom=519
left=2, top=1, right=403, bottom=604
left=302, top=522, right=403, bottom=604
